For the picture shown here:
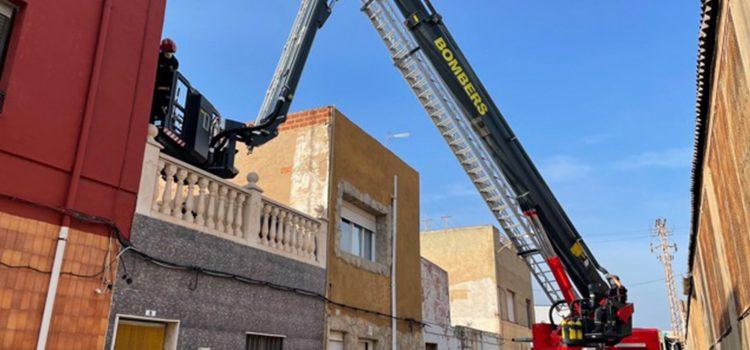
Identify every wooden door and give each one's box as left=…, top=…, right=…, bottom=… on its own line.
left=114, top=320, right=167, bottom=350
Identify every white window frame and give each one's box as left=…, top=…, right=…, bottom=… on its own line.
left=0, top=1, right=12, bottom=17
left=526, top=298, right=533, bottom=327
left=328, top=330, right=345, bottom=350
left=341, top=201, right=377, bottom=261
left=0, top=0, right=16, bottom=77
left=506, top=289, right=516, bottom=323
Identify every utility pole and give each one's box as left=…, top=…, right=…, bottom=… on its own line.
left=422, top=218, right=433, bottom=231
left=651, top=218, right=685, bottom=344
left=440, top=215, right=451, bottom=228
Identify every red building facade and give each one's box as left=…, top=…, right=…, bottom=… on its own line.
left=0, top=0, right=166, bottom=348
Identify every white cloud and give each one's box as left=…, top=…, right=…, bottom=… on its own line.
left=615, top=147, right=692, bottom=170
left=539, top=156, right=593, bottom=183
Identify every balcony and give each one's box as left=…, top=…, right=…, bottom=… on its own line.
left=134, top=125, right=327, bottom=267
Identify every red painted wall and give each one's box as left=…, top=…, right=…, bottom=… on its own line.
left=0, top=0, right=167, bottom=237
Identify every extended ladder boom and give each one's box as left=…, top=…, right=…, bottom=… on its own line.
left=388, top=0, right=610, bottom=297
left=244, top=1, right=634, bottom=346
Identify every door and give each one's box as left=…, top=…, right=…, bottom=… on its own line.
left=114, top=320, right=166, bottom=350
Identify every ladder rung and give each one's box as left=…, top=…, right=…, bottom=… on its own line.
left=363, top=0, right=564, bottom=303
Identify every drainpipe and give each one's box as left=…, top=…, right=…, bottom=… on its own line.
left=391, top=175, right=398, bottom=350
left=36, top=1, right=112, bottom=349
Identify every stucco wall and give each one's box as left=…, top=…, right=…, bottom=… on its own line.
left=686, top=0, right=750, bottom=349
left=233, top=107, right=332, bottom=217
left=422, top=258, right=451, bottom=326
left=421, top=226, right=533, bottom=349
left=421, top=226, right=500, bottom=334
left=424, top=324, right=501, bottom=350
left=420, top=258, right=507, bottom=350
left=326, top=109, right=423, bottom=348
left=105, top=214, right=326, bottom=350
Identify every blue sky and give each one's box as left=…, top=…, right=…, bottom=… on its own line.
left=163, top=1, right=699, bottom=330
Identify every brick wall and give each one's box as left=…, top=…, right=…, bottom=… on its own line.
left=687, top=0, right=750, bottom=348
left=0, top=212, right=116, bottom=349
left=278, top=106, right=333, bottom=131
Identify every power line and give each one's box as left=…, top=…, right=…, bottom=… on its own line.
left=584, top=226, right=689, bottom=238
left=587, top=234, right=653, bottom=244
left=0, top=193, right=425, bottom=327
left=628, top=273, right=688, bottom=287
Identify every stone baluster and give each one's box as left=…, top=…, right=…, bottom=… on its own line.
left=305, top=220, right=315, bottom=258
left=242, top=173, right=264, bottom=241
left=297, top=219, right=307, bottom=257
left=269, top=207, right=279, bottom=248
left=225, top=190, right=237, bottom=235
left=276, top=210, right=287, bottom=250
left=282, top=213, right=294, bottom=252
left=182, top=173, right=198, bottom=223
left=206, top=181, right=218, bottom=230
left=314, top=205, right=328, bottom=265
left=216, top=186, right=228, bottom=233
left=137, top=124, right=165, bottom=216
left=296, top=217, right=306, bottom=255
left=312, top=222, right=320, bottom=260
left=195, top=177, right=208, bottom=226
left=289, top=216, right=298, bottom=254
left=260, top=204, right=272, bottom=245
left=151, top=160, right=166, bottom=212
left=171, top=169, right=188, bottom=218
left=234, top=194, right=245, bottom=237
left=159, top=163, right=177, bottom=215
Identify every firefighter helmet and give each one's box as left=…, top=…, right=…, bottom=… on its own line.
left=160, top=38, right=177, bottom=53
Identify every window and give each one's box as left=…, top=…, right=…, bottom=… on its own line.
left=328, top=331, right=344, bottom=350
left=357, top=339, right=375, bottom=350
left=526, top=298, right=533, bottom=327
left=167, top=76, right=190, bottom=134
left=340, top=201, right=376, bottom=261
left=426, top=343, right=438, bottom=350
left=246, top=333, right=283, bottom=350
left=0, top=1, right=14, bottom=78
left=506, top=289, right=516, bottom=323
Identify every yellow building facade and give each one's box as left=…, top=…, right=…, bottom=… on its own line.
left=234, top=106, right=423, bottom=349
left=421, top=226, right=534, bottom=350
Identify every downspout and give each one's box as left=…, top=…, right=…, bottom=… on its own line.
left=391, top=175, right=398, bottom=350
left=36, top=1, right=112, bottom=349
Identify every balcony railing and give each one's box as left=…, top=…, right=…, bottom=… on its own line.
left=135, top=125, right=327, bottom=267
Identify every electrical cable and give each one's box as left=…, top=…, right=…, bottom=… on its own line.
left=0, top=254, right=116, bottom=279
left=0, top=192, right=426, bottom=327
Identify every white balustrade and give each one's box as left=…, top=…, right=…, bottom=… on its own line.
left=136, top=125, right=326, bottom=267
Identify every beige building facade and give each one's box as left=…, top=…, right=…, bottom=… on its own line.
left=234, top=106, right=423, bottom=349
left=421, top=225, right=533, bottom=350
left=422, top=258, right=503, bottom=350
left=685, top=0, right=750, bottom=349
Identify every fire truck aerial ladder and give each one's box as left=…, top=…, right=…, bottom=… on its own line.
left=153, top=0, right=662, bottom=349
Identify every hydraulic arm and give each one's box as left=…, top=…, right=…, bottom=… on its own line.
left=210, top=0, right=335, bottom=152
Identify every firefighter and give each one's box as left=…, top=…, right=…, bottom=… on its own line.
left=594, top=275, right=628, bottom=333
left=151, top=38, right=180, bottom=124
